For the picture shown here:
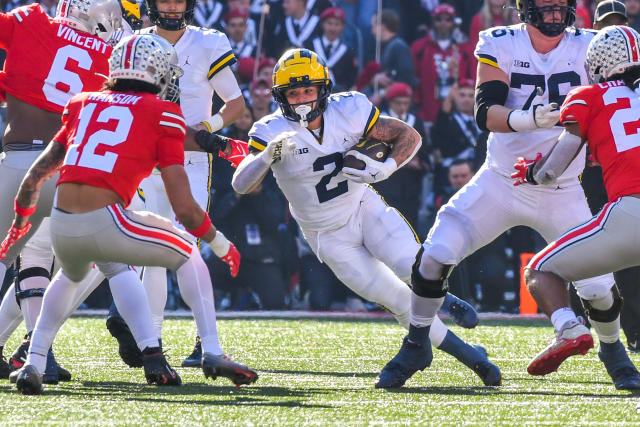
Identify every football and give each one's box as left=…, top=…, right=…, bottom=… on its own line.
left=343, top=137, right=391, bottom=170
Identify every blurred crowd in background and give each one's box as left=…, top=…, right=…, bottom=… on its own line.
left=0, top=0, right=618, bottom=312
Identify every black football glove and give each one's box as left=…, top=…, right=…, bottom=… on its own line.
left=195, top=130, right=229, bottom=155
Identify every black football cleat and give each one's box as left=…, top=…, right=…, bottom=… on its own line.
left=0, top=347, right=11, bottom=379
left=202, top=353, right=258, bottom=386
left=599, top=340, right=640, bottom=390
left=439, top=293, right=479, bottom=329
left=15, top=365, right=43, bottom=395
left=8, top=334, right=30, bottom=371
left=181, top=336, right=202, bottom=368
left=106, top=308, right=143, bottom=368
left=375, top=336, right=433, bottom=389
left=142, top=347, right=181, bottom=386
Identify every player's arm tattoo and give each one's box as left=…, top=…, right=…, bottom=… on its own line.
left=15, top=142, right=66, bottom=210
left=367, top=115, right=422, bottom=167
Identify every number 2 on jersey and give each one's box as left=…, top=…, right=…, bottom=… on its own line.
left=63, top=103, right=133, bottom=173
left=314, top=153, right=348, bottom=203
left=603, top=86, right=640, bottom=153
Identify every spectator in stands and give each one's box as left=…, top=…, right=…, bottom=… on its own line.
left=333, top=0, right=377, bottom=54
left=412, top=4, right=473, bottom=123
left=305, top=6, right=357, bottom=92
left=211, top=169, right=290, bottom=310
left=468, top=0, right=515, bottom=51
left=249, top=78, right=277, bottom=120
left=223, top=105, right=254, bottom=142
left=225, top=8, right=257, bottom=59
left=374, top=82, right=430, bottom=229
left=193, top=0, right=224, bottom=29
left=270, top=0, right=323, bottom=56
left=627, top=0, right=640, bottom=31
left=256, top=57, right=277, bottom=83
left=430, top=79, right=486, bottom=194
left=227, top=0, right=259, bottom=45
left=362, top=9, right=414, bottom=103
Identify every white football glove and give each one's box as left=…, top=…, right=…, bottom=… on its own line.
left=264, top=131, right=297, bottom=163
left=342, top=151, right=398, bottom=184
left=508, top=102, right=560, bottom=131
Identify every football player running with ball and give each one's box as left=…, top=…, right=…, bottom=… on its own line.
left=2, top=34, right=257, bottom=394
left=518, top=25, right=640, bottom=390
left=379, top=0, right=640, bottom=390
left=232, top=48, right=502, bottom=387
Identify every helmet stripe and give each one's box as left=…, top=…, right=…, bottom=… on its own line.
left=620, top=26, right=639, bottom=63
left=123, top=35, right=138, bottom=70
left=58, top=0, right=68, bottom=18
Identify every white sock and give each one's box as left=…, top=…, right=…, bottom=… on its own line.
left=26, top=271, right=79, bottom=374
left=142, top=266, right=167, bottom=339
left=176, top=248, right=222, bottom=355
left=429, top=316, right=449, bottom=347
left=109, top=270, right=158, bottom=350
left=409, top=294, right=444, bottom=327
left=64, top=267, right=107, bottom=318
left=0, top=283, right=23, bottom=347
left=19, top=275, right=49, bottom=333
left=588, top=293, right=620, bottom=344
left=550, top=307, right=578, bottom=332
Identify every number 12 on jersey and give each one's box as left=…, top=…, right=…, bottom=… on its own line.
left=63, top=103, right=133, bottom=173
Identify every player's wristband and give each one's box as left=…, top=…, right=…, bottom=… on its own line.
left=14, top=198, right=36, bottom=217
left=201, top=114, right=224, bottom=133
left=209, top=230, right=231, bottom=258
left=187, top=214, right=212, bottom=238
left=507, top=109, right=536, bottom=132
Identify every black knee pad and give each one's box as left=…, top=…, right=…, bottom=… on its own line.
left=15, top=266, right=51, bottom=305
left=581, top=284, right=623, bottom=323
left=410, top=246, right=452, bottom=298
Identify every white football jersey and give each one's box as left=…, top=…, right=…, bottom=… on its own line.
left=475, top=24, right=595, bottom=184
left=248, top=91, right=380, bottom=231
left=142, top=26, right=236, bottom=164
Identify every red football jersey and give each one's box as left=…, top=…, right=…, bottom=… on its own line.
left=54, top=91, right=186, bottom=206
left=560, top=80, right=640, bottom=201
left=0, top=4, right=111, bottom=113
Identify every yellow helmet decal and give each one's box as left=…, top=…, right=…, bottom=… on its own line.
left=121, top=0, right=141, bottom=20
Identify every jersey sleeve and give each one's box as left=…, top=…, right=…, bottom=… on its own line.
left=156, top=101, right=187, bottom=168
left=474, top=27, right=512, bottom=75
left=248, top=116, right=280, bottom=154
left=559, top=86, right=594, bottom=137
left=334, top=91, right=379, bottom=137
left=206, top=32, right=237, bottom=80
left=0, top=5, right=34, bottom=48
left=52, top=101, right=75, bottom=147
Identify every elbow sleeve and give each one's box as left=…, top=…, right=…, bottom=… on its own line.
left=474, top=80, right=509, bottom=131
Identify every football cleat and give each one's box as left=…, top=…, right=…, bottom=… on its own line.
left=627, top=334, right=640, bottom=354
left=375, top=336, right=433, bottom=389
left=142, top=347, right=181, bottom=386
left=527, top=317, right=594, bottom=376
left=439, top=293, right=479, bottom=329
left=181, top=336, right=202, bottom=368
left=106, top=305, right=143, bottom=368
left=15, top=365, right=43, bottom=395
left=0, top=346, right=11, bottom=379
left=598, top=340, right=640, bottom=390
left=472, top=356, right=502, bottom=386
left=202, top=353, right=258, bottom=386
left=8, top=334, right=30, bottom=370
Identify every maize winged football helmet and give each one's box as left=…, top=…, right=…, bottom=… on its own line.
left=56, top=0, right=123, bottom=43
left=145, top=0, right=196, bottom=31
left=515, top=0, right=576, bottom=37
left=272, top=48, right=333, bottom=127
left=109, top=34, right=183, bottom=102
left=120, top=0, right=142, bottom=30
left=585, top=25, right=640, bottom=84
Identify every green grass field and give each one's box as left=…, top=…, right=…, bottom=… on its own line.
left=1, top=316, right=639, bottom=425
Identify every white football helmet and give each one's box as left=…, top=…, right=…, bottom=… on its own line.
left=586, top=25, right=640, bottom=84
left=56, top=0, right=123, bottom=43
left=109, top=34, right=183, bottom=102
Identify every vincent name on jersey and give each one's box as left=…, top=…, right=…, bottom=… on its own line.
left=57, top=24, right=110, bottom=54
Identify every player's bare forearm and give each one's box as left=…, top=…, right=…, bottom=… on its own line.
left=368, top=116, right=421, bottom=166
left=217, top=96, right=245, bottom=128
left=232, top=152, right=271, bottom=194
left=14, top=142, right=65, bottom=225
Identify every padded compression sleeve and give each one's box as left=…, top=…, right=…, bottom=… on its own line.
left=474, top=80, right=509, bottom=131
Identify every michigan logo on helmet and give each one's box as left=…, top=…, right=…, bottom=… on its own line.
left=109, top=34, right=182, bottom=102
left=272, top=48, right=333, bottom=127
left=585, top=25, right=640, bottom=84
left=56, top=0, right=123, bottom=42
left=515, top=0, right=576, bottom=37
left=120, top=0, right=142, bottom=30
left=145, top=0, right=196, bottom=31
